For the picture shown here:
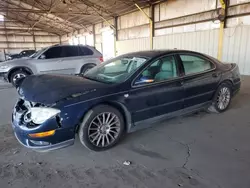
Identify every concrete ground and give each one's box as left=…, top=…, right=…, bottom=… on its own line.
left=0, top=77, right=250, bottom=188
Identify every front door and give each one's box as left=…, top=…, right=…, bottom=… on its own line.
left=126, top=55, right=184, bottom=123
left=177, top=53, right=221, bottom=108
left=34, top=46, right=64, bottom=74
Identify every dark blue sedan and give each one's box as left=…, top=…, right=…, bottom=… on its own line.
left=12, top=50, right=241, bottom=151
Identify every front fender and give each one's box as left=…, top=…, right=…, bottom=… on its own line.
left=7, top=66, right=35, bottom=82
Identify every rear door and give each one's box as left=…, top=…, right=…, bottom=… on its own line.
left=126, top=55, right=184, bottom=123
left=58, top=46, right=80, bottom=74
left=177, top=53, right=221, bottom=108
left=61, top=46, right=101, bottom=74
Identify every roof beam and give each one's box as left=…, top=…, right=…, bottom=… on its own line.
left=2, top=0, right=82, bottom=34
left=29, top=0, right=58, bottom=31
left=77, top=0, right=114, bottom=16
left=0, top=28, right=42, bottom=31
left=4, top=13, right=64, bottom=35
left=0, top=7, right=92, bottom=15
left=71, top=0, right=116, bottom=26
left=18, top=0, right=81, bottom=29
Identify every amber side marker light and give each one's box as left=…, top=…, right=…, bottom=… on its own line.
left=29, top=130, right=55, bottom=138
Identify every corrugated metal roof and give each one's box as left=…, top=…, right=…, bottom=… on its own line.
left=0, top=0, right=161, bottom=35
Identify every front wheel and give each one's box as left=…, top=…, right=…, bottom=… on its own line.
left=10, top=70, right=28, bottom=86
left=78, top=105, right=125, bottom=151
left=207, top=82, right=232, bottom=113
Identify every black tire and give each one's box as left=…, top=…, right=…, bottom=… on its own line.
left=10, top=70, right=28, bottom=86
left=78, top=105, right=125, bottom=151
left=80, top=64, right=95, bottom=75
left=207, top=82, right=232, bottom=113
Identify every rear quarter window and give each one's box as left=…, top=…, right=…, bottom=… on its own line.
left=79, top=46, right=94, bottom=56
left=180, top=55, right=214, bottom=75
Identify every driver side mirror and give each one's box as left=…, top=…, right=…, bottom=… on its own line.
left=134, top=76, right=154, bottom=86
left=39, top=54, right=46, bottom=59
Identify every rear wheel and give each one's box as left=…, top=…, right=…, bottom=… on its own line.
left=207, top=82, right=232, bottom=113
left=10, top=70, right=28, bottom=86
left=78, top=105, right=125, bottom=151
left=80, top=64, right=95, bottom=75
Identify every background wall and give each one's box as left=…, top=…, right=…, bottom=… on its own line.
left=62, top=0, right=250, bottom=75
left=0, top=18, right=60, bottom=61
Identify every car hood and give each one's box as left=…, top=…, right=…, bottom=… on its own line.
left=3, top=58, right=28, bottom=65
left=10, top=54, right=19, bottom=57
left=19, top=74, right=109, bottom=105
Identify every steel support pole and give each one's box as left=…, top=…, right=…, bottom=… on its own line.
left=218, top=0, right=226, bottom=60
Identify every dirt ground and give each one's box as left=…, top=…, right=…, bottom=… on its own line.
left=0, top=77, right=250, bottom=188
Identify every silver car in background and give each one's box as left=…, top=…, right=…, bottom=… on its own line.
left=0, top=44, right=103, bottom=85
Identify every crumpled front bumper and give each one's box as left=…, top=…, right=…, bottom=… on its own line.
left=14, top=132, right=74, bottom=152
left=12, top=113, right=75, bottom=152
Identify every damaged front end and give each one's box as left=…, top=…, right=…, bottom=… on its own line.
left=12, top=98, right=75, bottom=152
left=11, top=74, right=104, bottom=151
left=14, top=99, right=61, bottom=127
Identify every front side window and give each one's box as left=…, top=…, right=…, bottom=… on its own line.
left=180, top=55, right=213, bottom=75
left=43, top=47, right=62, bottom=59
left=31, top=48, right=47, bottom=58
left=84, top=56, right=148, bottom=84
left=134, top=56, right=178, bottom=86
left=20, top=51, right=26, bottom=55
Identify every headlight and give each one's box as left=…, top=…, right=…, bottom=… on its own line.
left=0, top=65, right=9, bottom=69
left=30, top=107, right=60, bottom=124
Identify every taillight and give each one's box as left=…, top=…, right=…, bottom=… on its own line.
left=99, top=57, right=104, bottom=63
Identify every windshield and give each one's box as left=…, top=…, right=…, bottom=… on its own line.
left=84, top=56, right=148, bottom=84
left=30, top=48, right=47, bottom=58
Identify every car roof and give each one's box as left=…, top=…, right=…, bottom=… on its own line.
left=119, top=49, right=205, bottom=59
left=53, top=44, right=93, bottom=48
left=23, top=50, right=36, bottom=52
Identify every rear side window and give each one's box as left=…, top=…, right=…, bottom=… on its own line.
left=180, top=55, right=213, bottom=75
left=79, top=46, right=94, bottom=56
left=61, top=46, right=79, bottom=57
left=43, top=47, right=62, bottom=59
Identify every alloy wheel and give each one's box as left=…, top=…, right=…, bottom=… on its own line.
left=13, top=73, right=26, bottom=84
left=88, top=112, right=121, bottom=147
left=217, top=87, right=231, bottom=110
